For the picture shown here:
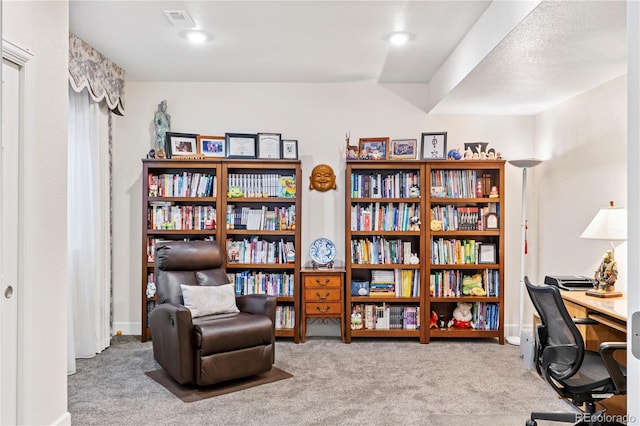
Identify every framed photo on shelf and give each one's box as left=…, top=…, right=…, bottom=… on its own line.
left=166, top=132, right=198, bottom=158
left=478, top=243, right=497, bottom=264
left=485, top=213, right=499, bottom=230
left=389, top=139, right=418, bottom=160
left=359, top=137, right=389, bottom=160
left=257, top=133, right=282, bottom=159
left=225, top=133, right=257, bottom=159
left=282, top=139, right=298, bottom=160
left=421, top=132, right=447, bottom=160
left=197, top=135, right=225, bottom=158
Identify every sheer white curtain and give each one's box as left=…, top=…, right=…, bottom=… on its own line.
left=67, top=86, right=111, bottom=374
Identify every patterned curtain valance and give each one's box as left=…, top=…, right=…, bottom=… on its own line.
left=69, top=33, right=125, bottom=115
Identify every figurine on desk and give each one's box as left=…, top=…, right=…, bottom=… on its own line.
left=593, top=249, right=618, bottom=292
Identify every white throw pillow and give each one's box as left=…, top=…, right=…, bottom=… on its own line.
left=180, top=284, right=239, bottom=318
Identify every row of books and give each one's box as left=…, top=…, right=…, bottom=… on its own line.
left=227, top=173, right=296, bottom=198
left=430, top=204, right=499, bottom=231
left=471, top=302, right=500, bottom=330
left=430, top=269, right=500, bottom=297
left=148, top=172, right=217, bottom=198
left=350, top=171, right=420, bottom=199
left=368, top=269, right=420, bottom=297
left=148, top=203, right=216, bottom=230
left=431, top=238, right=494, bottom=265
left=226, top=237, right=295, bottom=264
left=430, top=169, right=479, bottom=199
left=350, top=202, right=419, bottom=231
left=275, top=305, right=295, bottom=330
left=146, top=236, right=215, bottom=262
left=226, top=205, right=295, bottom=231
left=351, top=237, right=417, bottom=265
left=227, top=271, right=295, bottom=297
left=351, top=303, right=420, bottom=330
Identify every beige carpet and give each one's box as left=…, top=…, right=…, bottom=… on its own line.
left=145, top=367, right=293, bottom=403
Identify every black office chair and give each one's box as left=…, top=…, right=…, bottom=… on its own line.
left=524, top=276, right=627, bottom=426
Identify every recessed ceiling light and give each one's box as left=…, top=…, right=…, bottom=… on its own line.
left=181, top=30, right=212, bottom=44
left=387, top=31, right=415, bottom=46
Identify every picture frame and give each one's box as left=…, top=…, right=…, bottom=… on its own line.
left=166, top=132, right=198, bottom=158
left=197, top=135, right=225, bottom=158
left=281, top=139, right=298, bottom=160
left=421, top=132, right=447, bottom=160
left=225, top=133, right=257, bottom=159
left=478, top=243, right=497, bottom=264
left=485, top=212, right=499, bottom=230
left=390, top=139, right=418, bottom=160
left=359, top=137, right=389, bottom=160
left=257, top=132, right=282, bottom=159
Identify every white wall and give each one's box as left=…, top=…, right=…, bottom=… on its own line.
left=534, top=75, right=627, bottom=292
left=112, top=81, right=535, bottom=337
left=3, top=1, right=70, bottom=425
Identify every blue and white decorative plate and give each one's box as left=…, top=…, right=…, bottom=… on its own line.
left=309, top=238, right=336, bottom=265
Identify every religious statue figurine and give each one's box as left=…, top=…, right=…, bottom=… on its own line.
left=594, top=249, right=618, bottom=291
left=309, top=164, right=337, bottom=192
left=154, top=99, right=171, bottom=155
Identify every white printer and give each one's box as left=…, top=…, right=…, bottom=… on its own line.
left=544, top=275, right=598, bottom=291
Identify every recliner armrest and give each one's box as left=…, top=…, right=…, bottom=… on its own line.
left=148, top=303, right=196, bottom=385
left=599, top=341, right=627, bottom=394
left=236, top=294, right=277, bottom=323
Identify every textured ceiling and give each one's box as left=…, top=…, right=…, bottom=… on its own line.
left=69, top=0, right=627, bottom=115
left=432, top=0, right=627, bottom=114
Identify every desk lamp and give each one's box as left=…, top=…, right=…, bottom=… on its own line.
left=507, top=158, right=542, bottom=346
left=580, top=201, right=627, bottom=298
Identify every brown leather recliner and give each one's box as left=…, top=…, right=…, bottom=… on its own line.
left=149, top=240, right=276, bottom=386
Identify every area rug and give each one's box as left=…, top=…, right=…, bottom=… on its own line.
left=145, top=367, right=293, bottom=403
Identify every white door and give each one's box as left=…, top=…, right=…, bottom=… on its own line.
left=1, top=57, right=20, bottom=426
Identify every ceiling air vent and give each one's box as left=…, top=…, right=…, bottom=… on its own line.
left=163, top=10, right=196, bottom=29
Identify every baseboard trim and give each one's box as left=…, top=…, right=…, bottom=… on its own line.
left=113, top=322, right=140, bottom=336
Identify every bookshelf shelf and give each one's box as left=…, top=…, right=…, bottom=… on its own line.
left=344, top=159, right=505, bottom=344
left=141, top=158, right=302, bottom=343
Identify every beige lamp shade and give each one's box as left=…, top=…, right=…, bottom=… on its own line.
left=580, top=201, right=627, bottom=241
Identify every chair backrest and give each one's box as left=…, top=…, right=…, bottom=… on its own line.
left=155, top=240, right=230, bottom=305
left=524, top=276, right=585, bottom=380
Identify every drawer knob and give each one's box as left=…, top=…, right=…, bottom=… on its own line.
left=315, top=291, right=330, bottom=300
left=315, top=278, right=330, bottom=286
left=316, top=305, right=331, bottom=313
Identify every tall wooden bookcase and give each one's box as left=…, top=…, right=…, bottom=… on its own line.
left=345, top=161, right=426, bottom=343
left=344, top=159, right=505, bottom=344
left=141, top=159, right=301, bottom=343
left=425, top=160, right=505, bottom=344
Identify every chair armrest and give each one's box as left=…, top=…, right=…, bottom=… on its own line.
left=236, top=294, right=277, bottom=323
left=148, top=303, right=196, bottom=385
left=573, top=317, right=599, bottom=325
left=599, top=341, right=627, bottom=394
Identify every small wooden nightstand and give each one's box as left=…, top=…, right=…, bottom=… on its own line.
left=300, top=268, right=345, bottom=343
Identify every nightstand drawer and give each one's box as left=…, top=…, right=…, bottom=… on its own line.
left=303, top=275, right=341, bottom=289
left=304, top=288, right=341, bottom=302
left=305, top=302, right=342, bottom=316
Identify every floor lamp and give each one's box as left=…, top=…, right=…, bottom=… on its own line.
left=506, top=159, right=542, bottom=346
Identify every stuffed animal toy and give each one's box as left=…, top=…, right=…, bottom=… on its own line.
left=409, top=216, right=421, bottom=231
left=462, top=274, right=487, bottom=296
left=351, top=311, right=363, bottom=330
left=448, top=302, right=474, bottom=329
left=227, top=186, right=244, bottom=198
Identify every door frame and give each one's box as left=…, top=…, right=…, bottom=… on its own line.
left=1, top=38, right=33, bottom=426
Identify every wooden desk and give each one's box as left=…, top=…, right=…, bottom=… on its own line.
left=560, top=291, right=627, bottom=415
